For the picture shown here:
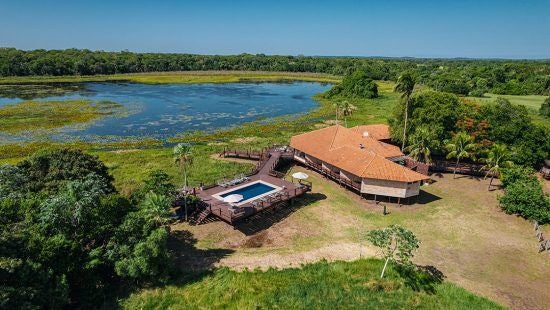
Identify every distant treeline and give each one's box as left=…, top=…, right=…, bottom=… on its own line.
left=1, top=48, right=549, bottom=96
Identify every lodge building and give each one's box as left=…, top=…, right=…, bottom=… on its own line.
left=290, top=124, right=430, bottom=199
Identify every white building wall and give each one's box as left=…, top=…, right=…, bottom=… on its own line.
left=361, top=178, right=420, bottom=198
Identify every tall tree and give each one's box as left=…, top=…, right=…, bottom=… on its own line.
left=405, top=126, right=438, bottom=164
left=481, top=144, right=511, bottom=191
left=173, top=143, right=193, bottom=221
left=445, top=132, right=476, bottom=179
left=367, top=225, right=420, bottom=279
left=394, top=73, right=416, bottom=151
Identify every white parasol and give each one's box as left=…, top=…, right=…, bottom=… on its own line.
left=292, top=172, right=309, bottom=180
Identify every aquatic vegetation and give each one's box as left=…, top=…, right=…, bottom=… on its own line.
left=0, top=83, right=86, bottom=100
left=0, top=99, right=123, bottom=134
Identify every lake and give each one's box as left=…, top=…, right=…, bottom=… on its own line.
left=0, top=81, right=330, bottom=142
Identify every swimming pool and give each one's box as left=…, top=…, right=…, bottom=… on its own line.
left=214, top=181, right=281, bottom=205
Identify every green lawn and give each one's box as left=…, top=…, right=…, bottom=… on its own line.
left=122, top=259, right=502, bottom=310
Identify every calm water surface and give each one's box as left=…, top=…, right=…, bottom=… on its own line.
left=0, top=82, right=330, bottom=142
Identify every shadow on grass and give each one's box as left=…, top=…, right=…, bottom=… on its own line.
left=169, top=230, right=235, bottom=271
left=452, top=174, right=483, bottom=181
left=235, top=192, right=327, bottom=236
left=396, top=264, right=446, bottom=294
left=366, top=190, right=441, bottom=206
left=106, top=229, right=233, bottom=308
left=416, top=190, right=441, bottom=204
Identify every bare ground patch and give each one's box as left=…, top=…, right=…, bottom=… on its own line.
left=208, top=153, right=258, bottom=165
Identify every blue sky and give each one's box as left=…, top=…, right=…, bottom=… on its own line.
left=1, top=0, right=549, bottom=58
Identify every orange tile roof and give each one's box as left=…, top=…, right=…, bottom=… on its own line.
left=290, top=125, right=429, bottom=183
left=351, top=124, right=391, bottom=140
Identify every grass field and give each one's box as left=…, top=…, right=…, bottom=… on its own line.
left=467, top=93, right=547, bottom=110
left=0, top=71, right=341, bottom=85
left=0, top=99, right=123, bottom=133
left=123, top=259, right=502, bottom=309
left=466, top=93, right=549, bottom=125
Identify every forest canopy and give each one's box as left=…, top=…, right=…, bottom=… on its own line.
left=1, top=48, right=549, bottom=96
left=0, top=149, right=173, bottom=309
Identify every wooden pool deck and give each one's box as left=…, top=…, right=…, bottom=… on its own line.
left=194, top=147, right=311, bottom=225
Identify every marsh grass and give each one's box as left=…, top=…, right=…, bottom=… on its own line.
left=0, top=71, right=341, bottom=85
left=122, top=259, right=502, bottom=309
left=0, top=83, right=85, bottom=100
left=0, top=99, right=123, bottom=133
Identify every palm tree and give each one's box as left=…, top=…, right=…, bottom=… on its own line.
left=405, top=126, right=438, bottom=164
left=394, top=73, right=416, bottom=151
left=332, top=101, right=343, bottom=124
left=340, top=100, right=357, bottom=127
left=173, top=143, right=193, bottom=221
left=141, top=192, right=171, bottom=227
left=481, top=144, right=511, bottom=190
left=445, top=132, right=476, bottom=179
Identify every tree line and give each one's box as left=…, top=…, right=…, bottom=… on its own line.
left=390, top=75, right=549, bottom=224
left=1, top=47, right=549, bottom=96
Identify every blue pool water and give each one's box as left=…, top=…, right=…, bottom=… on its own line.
left=220, top=182, right=277, bottom=202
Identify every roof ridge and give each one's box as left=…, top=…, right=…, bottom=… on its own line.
left=360, top=150, right=377, bottom=176
left=329, top=125, right=342, bottom=150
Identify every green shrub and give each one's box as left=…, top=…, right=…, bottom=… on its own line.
left=468, top=88, right=486, bottom=97
left=499, top=170, right=550, bottom=224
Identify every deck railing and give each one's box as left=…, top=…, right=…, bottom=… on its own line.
left=303, top=158, right=361, bottom=191
left=430, top=159, right=491, bottom=176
